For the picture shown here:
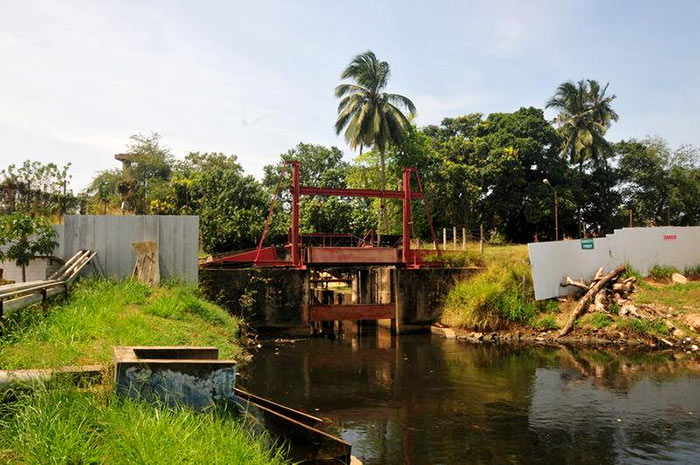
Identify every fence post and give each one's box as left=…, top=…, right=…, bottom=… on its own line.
left=443, top=228, right=447, bottom=250
left=479, top=224, right=484, bottom=254
left=462, top=227, right=466, bottom=250
left=453, top=226, right=457, bottom=250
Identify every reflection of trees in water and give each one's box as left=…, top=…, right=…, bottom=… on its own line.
left=240, top=334, right=700, bottom=465
left=557, top=345, right=700, bottom=391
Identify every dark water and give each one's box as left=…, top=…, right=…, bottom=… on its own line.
left=239, top=329, right=700, bottom=465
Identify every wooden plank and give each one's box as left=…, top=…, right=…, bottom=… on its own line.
left=310, top=303, right=395, bottom=321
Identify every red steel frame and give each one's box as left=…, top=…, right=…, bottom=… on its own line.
left=210, top=161, right=441, bottom=269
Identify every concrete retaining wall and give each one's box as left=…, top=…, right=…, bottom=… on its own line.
left=199, top=268, right=309, bottom=328
left=396, top=267, right=479, bottom=326
left=529, top=226, right=700, bottom=300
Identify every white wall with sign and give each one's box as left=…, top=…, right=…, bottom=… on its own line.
left=528, top=226, right=700, bottom=300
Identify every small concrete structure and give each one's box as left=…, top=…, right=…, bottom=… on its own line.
left=114, top=346, right=236, bottom=410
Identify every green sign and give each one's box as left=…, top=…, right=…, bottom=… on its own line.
left=581, top=239, right=594, bottom=250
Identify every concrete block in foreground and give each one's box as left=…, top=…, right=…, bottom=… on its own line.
left=114, top=346, right=236, bottom=410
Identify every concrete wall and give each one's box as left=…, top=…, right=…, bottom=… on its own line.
left=0, top=257, right=62, bottom=283
left=199, top=268, right=309, bottom=328
left=56, top=215, right=199, bottom=283
left=396, top=268, right=478, bottom=326
left=529, top=226, right=700, bottom=300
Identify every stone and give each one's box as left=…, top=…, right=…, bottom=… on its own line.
left=686, top=314, right=700, bottom=331
left=692, top=345, right=699, bottom=352
left=672, top=273, right=688, bottom=284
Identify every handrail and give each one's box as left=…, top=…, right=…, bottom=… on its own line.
left=0, top=250, right=96, bottom=317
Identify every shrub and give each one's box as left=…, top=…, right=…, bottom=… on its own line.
left=648, top=265, right=678, bottom=282
left=441, top=261, right=537, bottom=330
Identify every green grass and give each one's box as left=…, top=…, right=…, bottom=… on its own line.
left=583, top=313, right=613, bottom=330
left=0, top=384, right=288, bottom=465
left=647, top=265, right=679, bottom=282
left=441, top=260, right=538, bottom=330
left=684, top=264, right=700, bottom=279
left=0, top=279, right=245, bottom=369
left=617, top=317, right=670, bottom=336
left=634, top=281, right=700, bottom=311
left=532, top=314, right=559, bottom=331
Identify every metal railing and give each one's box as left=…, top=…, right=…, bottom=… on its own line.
left=0, top=250, right=96, bottom=317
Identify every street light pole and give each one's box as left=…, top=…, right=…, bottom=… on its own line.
left=543, top=179, right=559, bottom=241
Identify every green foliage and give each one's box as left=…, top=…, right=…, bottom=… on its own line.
left=0, top=385, right=288, bottom=465
left=616, top=137, right=700, bottom=226
left=0, top=279, right=243, bottom=369
left=0, top=213, right=58, bottom=282
left=617, top=317, right=670, bottom=336
left=648, top=265, right=679, bottom=281
left=441, top=261, right=537, bottom=330
left=263, top=143, right=375, bottom=236
left=532, top=314, right=559, bottom=330
left=584, top=313, right=613, bottom=329
left=0, top=160, right=78, bottom=216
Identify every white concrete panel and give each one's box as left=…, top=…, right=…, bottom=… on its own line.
left=529, top=226, right=700, bottom=300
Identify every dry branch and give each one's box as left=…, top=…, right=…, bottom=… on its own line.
left=559, top=265, right=627, bottom=337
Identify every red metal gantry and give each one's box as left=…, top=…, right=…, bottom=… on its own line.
left=205, top=161, right=442, bottom=269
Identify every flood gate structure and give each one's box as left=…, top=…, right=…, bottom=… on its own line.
left=200, top=162, right=475, bottom=331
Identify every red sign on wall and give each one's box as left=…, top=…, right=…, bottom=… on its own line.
left=663, top=234, right=677, bottom=241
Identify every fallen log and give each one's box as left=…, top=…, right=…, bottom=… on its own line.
left=559, top=265, right=626, bottom=337
left=561, top=276, right=590, bottom=292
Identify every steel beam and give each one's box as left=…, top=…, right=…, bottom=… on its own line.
left=309, top=303, right=395, bottom=321
left=299, top=186, right=422, bottom=200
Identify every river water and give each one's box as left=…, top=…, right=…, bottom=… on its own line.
left=239, top=329, right=700, bottom=465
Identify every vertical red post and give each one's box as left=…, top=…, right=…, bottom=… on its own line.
left=402, top=168, right=412, bottom=264
left=291, top=161, right=301, bottom=267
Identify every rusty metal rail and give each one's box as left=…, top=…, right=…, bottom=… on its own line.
left=0, top=249, right=96, bottom=317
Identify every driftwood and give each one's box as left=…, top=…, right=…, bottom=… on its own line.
left=559, top=265, right=627, bottom=337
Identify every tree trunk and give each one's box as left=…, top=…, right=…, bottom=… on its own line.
left=559, top=265, right=626, bottom=337
left=21, top=264, right=26, bottom=282
left=578, top=160, right=584, bottom=238
left=378, top=148, right=387, bottom=245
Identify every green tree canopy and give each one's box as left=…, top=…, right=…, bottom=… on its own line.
left=0, top=213, right=58, bottom=282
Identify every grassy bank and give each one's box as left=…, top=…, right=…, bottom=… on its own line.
left=0, top=279, right=291, bottom=464
left=0, top=384, right=288, bottom=464
left=439, top=244, right=548, bottom=330
left=438, top=244, right=699, bottom=340
left=0, top=279, right=245, bottom=369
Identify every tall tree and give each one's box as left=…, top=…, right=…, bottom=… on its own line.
left=334, top=51, right=416, bottom=237
left=546, top=79, right=618, bottom=235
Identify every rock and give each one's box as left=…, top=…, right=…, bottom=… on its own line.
left=692, top=345, right=699, bottom=352
left=686, top=314, right=700, bottom=331
left=672, top=273, right=688, bottom=284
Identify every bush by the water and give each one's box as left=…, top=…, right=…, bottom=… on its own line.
left=0, top=385, right=288, bottom=465
left=0, top=279, right=244, bottom=369
left=441, top=261, right=538, bottom=330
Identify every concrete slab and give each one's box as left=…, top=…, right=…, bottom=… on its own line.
left=114, top=346, right=236, bottom=410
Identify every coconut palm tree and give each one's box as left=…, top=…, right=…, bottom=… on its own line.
left=546, top=79, right=618, bottom=236
left=546, top=79, right=618, bottom=171
left=335, top=51, right=416, bottom=237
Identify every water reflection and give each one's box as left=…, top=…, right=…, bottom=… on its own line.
left=239, top=329, right=700, bottom=465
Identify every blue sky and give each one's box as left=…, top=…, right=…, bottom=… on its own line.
left=1, top=0, right=698, bottom=190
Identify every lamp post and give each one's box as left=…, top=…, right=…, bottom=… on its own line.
left=543, top=179, right=559, bottom=241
